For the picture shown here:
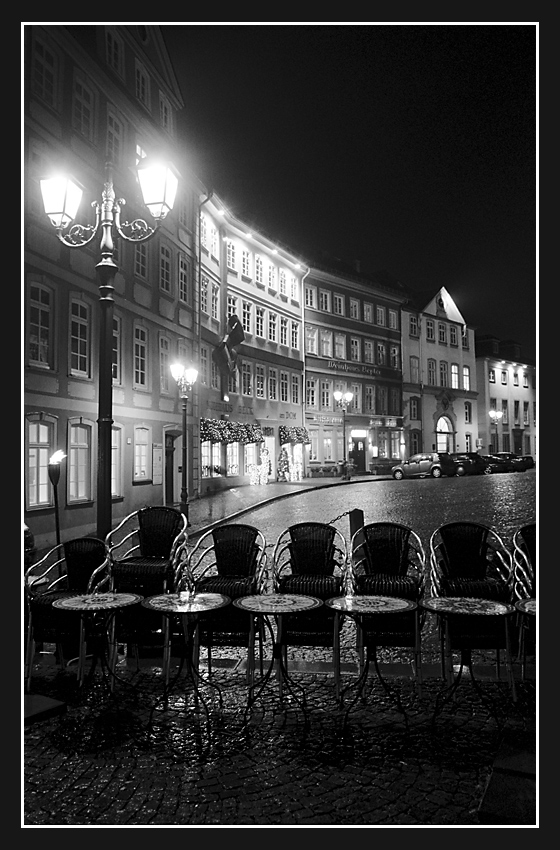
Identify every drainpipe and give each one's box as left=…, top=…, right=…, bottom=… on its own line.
left=301, top=265, right=310, bottom=478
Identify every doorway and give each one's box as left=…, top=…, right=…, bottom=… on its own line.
left=349, top=438, right=366, bottom=472
left=165, top=434, right=176, bottom=506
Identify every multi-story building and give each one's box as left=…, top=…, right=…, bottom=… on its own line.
left=303, top=264, right=407, bottom=474
left=197, top=194, right=307, bottom=492
left=475, top=336, right=536, bottom=457
left=401, top=287, right=478, bottom=455
left=23, top=25, right=200, bottom=549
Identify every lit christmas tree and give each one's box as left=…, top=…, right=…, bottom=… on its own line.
left=277, top=446, right=290, bottom=481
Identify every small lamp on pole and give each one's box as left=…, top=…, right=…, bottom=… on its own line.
left=488, top=409, right=503, bottom=452
left=48, top=451, right=66, bottom=548
left=170, top=364, right=198, bottom=524
left=333, top=390, right=354, bottom=473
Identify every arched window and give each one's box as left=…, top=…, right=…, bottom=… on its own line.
left=436, top=416, right=453, bottom=453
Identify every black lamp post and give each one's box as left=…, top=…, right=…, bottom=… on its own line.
left=334, top=390, right=354, bottom=468
left=41, top=159, right=179, bottom=539
left=170, top=364, right=198, bottom=524
left=488, top=409, right=503, bottom=453
left=48, top=450, right=66, bottom=547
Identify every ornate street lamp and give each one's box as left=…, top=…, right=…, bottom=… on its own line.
left=488, top=409, right=503, bottom=452
left=48, top=450, right=66, bottom=548
left=333, top=390, right=354, bottom=470
left=170, top=364, right=198, bottom=524
left=41, top=159, right=179, bottom=539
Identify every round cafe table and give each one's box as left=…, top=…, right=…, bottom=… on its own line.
left=233, top=593, right=323, bottom=718
left=326, top=595, right=417, bottom=722
left=142, top=592, right=231, bottom=718
left=53, top=591, right=143, bottom=688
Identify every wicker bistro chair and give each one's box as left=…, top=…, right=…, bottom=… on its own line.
left=511, top=522, right=537, bottom=678
left=24, top=537, right=110, bottom=689
left=349, top=522, right=426, bottom=692
left=185, top=524, right=268, bottom=683
left=271, top=522, right=348, bottom=682
left=106, top=506, right=188, bottom=658
left=428, top=521, right=514, bottom=682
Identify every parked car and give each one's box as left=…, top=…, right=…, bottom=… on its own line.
left=391, top=452, right=456, bottom=480
left=494, top=452, right=532, bottom=472
left=450, top=452, right=489, bottom=476
left=519, top=455, right=535, bottom=470
left=480, top=454, right=515, bottom=474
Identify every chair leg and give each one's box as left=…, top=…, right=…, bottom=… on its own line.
left=25, top=622, right=35, bottom=692
left=414, top=611, right=423, bottom=698
left=333, top=617, right=340, bottom=701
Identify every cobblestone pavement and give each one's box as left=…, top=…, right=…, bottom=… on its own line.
left=24, top=475, right=537, bottom=827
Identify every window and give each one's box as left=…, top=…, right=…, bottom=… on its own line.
left=159, top=93, right=172, bottom=132
left=390, top=345, right=399, bottom=369
left=280, top=316, right=288, bottom=346
left=501, top=370, right=508, bottom=385
left=334, top=334, right=346, bottom=360
left=279, top=270, right=287, bottom=295
left=523, top=401, right=530, bottom=425
left=134, top=326, right=148, bottom=387
left=291, top=321, right=299, bottom=350
left=365, top=386, right=375, bottom=412
left=159, top=336, right=170, bottom=393
left=135, top=60, right=150, bottom=108
left=268, top=312, right=277, bottom=342
left=410, top=356, right=420, bottom=384
left=106, top=110, right=123, bottom=167
left=134, top=425, right=151, bottom=480
left=280, top=372, right=289, bottom=402
left=309, top=431, right=319, bottom=461
left=451, top=363, right=459, bottom=389
left=351, top=384, right=361, bottom=412
left=226, top=241, right=236, bottom=270
left=514, top=401, right=520, bottom=425
left=306, top=377, right=318, bottom=408
left=112, top=316, right=121, bottom=383
left=513, top=371, right=519, bottom=387
left=321, top=380, right=331, bottom=409
left=31, top=36, right=58, bottom=108
left=305, top=326, right=318, bottom=354
left=427, top=358, right=436, bottom=386
left=389, top=387, right=400, bottom=416
left=364, top=303, right=373, bottom=323
left=450, top=325, right=458, bottom=346
left=440, top=361, right=448, bottom=386
left=210, top=227, right=219, bottom=257
left=376, top=342, right=386, bottom=365
left=489, top=368, right=496, bottom=383
left=389, top=310, right=398, bottom=330
left=227, top=294, right=238, bottom=320
left=256, top=365, right=265, bottom=398
left=210, top=283, right=219, bottom=320
left=242, top=300, right=252, bottom=334
left=70, top=300, right=90, bottom=376
left=376, top=305, right=385, bottom=326
left=200, top=215, right=208, bottom=249
left=244, top=443, right=257, bottom=476
left=409, top=315, right=419, bottom=337
left=323, top=436, right=333, bottom=461
left=320, top=329, right=333, bottom=358
left=178, top=253, right=191, bottom=304
left=426, top=319, right=435, bottom=341
left=105, top=28, right=124, bottom=77
left=25, top=414, right=56, bottom=509
left=523, top=372, right=529, bottom=388
left=242, top=362, right=253, bottom=396
left=462, top=366, right=470, bottom=391
left=350, top=338, right=360, bottom=361
left=200, top=276, right=209, bottom=314
left=502, top=400, right=509, bottom=424
left=438, top=322, right=447, bottom=344
left=228, top=370, right=237, bottom=395
left=160, top=245, right=172, bottom=293
left=199, top=346, right=208, bottom=385
left=364, top=340, right=374, bottom=364
left=134, top=242, right=148, bottom=279
left=305, top=285, right=317, bottom=308
left=377, top=386, right=388, bottom=415
left=68, top=420, right=92, bottom=502
left=319, top=290, right=331, bottom=312
left=29, top=282, right=53, bottom=368
left=350, top=299, right=360, bottom=320
left=465, top=402, right=472, bottom=424
left=178, top=196, right=194, bottom=231
left=111, top=425, right=123, bottom=498
left=268, top=265, right=277, bottom=290
left=225, top=443, right=239, bottom=477
left=333, top=294, right=344, bottom=315
left=255, top=256, right=263, bottom=284
left=242, top=249, right=251, bottom=278
left=255, top=307, right=265, bottom=338
left=211, top=360, right=219, bottom=390
left=290, top=276, right=298, bottom=301
left=410, top=398, right=419, bottom=419
left=73, top=75, right=95, bottom=140
left=291, top=374, right=299, bottom=405
left=269, top=368, right=277, bottom=400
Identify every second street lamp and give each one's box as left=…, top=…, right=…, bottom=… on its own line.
left=41, top=158, right=179, bottom=539
left=488, top=409, right=503, bottom=452
left=333, top=390, right=354, bottom=476
left=48, top=450, right=66, bottom=549
left=170, top=364, right=198, bottom=524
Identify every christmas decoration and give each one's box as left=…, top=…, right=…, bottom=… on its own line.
left=277, top=446, right=290, bottom=481
left=279, top=425, right=310, bottom=445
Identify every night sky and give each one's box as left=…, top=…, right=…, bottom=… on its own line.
left=161, top=23, right=537, bottom=361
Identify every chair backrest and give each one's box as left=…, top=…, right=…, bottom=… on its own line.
left=287, top=522, right=338, bottom=576
left=434, top=522, right=492, bottom=579
left=62, top=537, right=109, bottom=592
left=211, top=523, right=262, bottom=577
left=137, top=506, right=186, bottom=558
left=513, top=522, right=536, bottom=598
left=357, top=522, right=414, bottom=576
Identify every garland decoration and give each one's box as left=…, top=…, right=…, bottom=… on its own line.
left=200, top=418, right=264, bottom=444
left=279, top=425, right=310, bottom=445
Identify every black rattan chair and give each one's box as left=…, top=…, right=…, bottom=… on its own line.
left=512, top=522, right=536, bottom=678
